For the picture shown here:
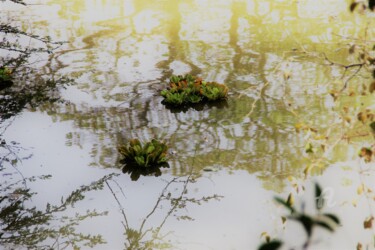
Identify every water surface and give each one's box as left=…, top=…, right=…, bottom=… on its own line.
left=2, top=0, right=375, bottom=249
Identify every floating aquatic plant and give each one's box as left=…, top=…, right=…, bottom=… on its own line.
left=160, top=74, right=228, bottom=107
left=118, top=139, right=170, bottom=181
left=118, top=138, right=169, bottom=168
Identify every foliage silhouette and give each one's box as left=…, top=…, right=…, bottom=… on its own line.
left=0, top=1, right=71, bottom=123
left=258, top=183, right=340, bottom=250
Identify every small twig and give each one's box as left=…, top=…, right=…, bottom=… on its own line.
left=341, top=64, right=363, bottom=92
left=139, top=177, right=179, bottom=234
left=105, top=180, right=129, bottom=229
left=110, top=179, right=127, bottom=199
left=332, top=26, right=375, bottom=43
left=0, top=117, right=16, bottom=136
left=153, top=175, right=193, bottom=236
left=321, top=52, right=364, bottom=69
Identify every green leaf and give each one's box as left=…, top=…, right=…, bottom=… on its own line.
left=258, top=240, right=283, bottom=250
left=315, top=220, right=335, bottom=232
left=158, top=157, right=167, bottom=164
left=322, top=213, right=340, bottom=225
left=186, top=74, right=194, bottom=82
left=171, top=75, right=180, bottom=83
left=161, top=89, right=169, bottom=97
left=133, top=145, right=142, bottom=154
left=145, top=144, right=155, bottom=154
left=274, top=197, right=295, bottom=213
left=315, top=183, right=323, bottom=210
left=134, top=156, right=145, bottom=166
left=305, top=143, right=314, bottom=153
left=289, top=215, right=314, bottom=237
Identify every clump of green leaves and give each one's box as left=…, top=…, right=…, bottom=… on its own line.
left=259, top=183, right=340, bottom=250
left=119, top=139, right=170, bottom=181
left=118, top=139, right=169, bottom=168
left=160, top=74, right=228, bottom=106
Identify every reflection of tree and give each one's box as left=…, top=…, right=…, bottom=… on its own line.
left=0, top=77, right=70, bottom=122
left=0, top=1, right=71, bottom=125
left=0, top=173, right=114, bottom=249
left=106, top=175, right=222, bottom=249
left=42, top=1, right=306, bottom=179
left=22, top=0, right=369, bottom=191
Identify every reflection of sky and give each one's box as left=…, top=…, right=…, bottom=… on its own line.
left=6, top=110, right=374, bottom=248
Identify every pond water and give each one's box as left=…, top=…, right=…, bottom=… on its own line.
left=1, top=0, right=375, bottom=249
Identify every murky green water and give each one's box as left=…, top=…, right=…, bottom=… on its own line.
left=1, top=0, right=375, bottom=249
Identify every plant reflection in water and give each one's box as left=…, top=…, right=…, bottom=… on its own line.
left=0, top=168, right=114, bottom=249
left=106, top=174, right=223, bottom=249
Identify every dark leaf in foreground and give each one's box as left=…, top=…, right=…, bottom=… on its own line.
left=315, top=183, right=324, bottom=210
left=258, top=240, right=283, bottom=250
left=370, top=81, right=375, bottom=93
left=315, top=220, right=335, bottom=232
left=289, top=214, right=314, bottom=237
left=369, top=0, right=375, bottom=11
left=323, top=213, right=341, bottom=225
left=350, top=2, right=359, bottom=12
left=274, top=197, right=295, bottom=213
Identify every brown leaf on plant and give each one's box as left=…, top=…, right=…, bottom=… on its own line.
left=350, top=2, right=358, bottom=12
left=357, top=242, right=363, bottom=250
left=359, top=147, right=373, bottom=162
left=357, top=112, right=367, bottom=123
left=364, top=216, right=374, bottom=229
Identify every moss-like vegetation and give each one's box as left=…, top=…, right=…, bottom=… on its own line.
left=160, top=74, right=228, bottom=107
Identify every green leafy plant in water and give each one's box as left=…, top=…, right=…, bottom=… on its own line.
left=160, top=90, right=186, bottom=105
left=201, top=82, right=228, bottom=101
left=118, top=139, right=169, bottom=168
left=119, top=139, right=170, bottom=180
left=258, top=183, right=340, bottom=250
left=160, top=74, right=228, bottom=106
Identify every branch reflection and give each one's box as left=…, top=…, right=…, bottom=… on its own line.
left=106, top=174, right=222, bottom=249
